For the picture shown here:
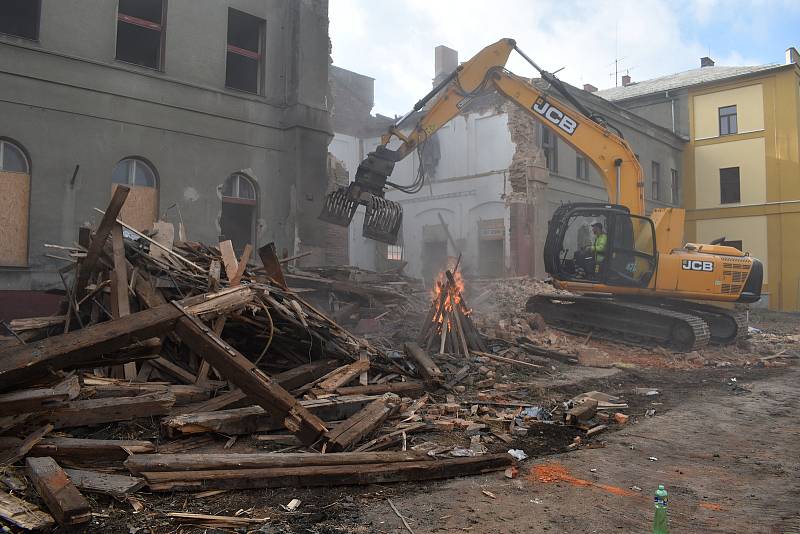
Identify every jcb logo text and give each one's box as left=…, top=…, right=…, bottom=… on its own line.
left=532, top=98, right=578, bottom=135
left=682, top=260, right=714, bottom=272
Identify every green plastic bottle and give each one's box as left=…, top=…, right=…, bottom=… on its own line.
left=653, top=484, right=668, bottom=534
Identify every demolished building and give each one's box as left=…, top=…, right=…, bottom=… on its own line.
left=329, top=45, right=685, bottom=283
left=0, top=0, right=332, bottom=316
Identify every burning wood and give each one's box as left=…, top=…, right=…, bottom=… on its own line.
left=419, top=264, right=487, bottom=357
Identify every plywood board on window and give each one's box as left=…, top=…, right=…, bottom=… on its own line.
left=113, top=184, right=158, bottom=232
left=0, top=171, right=30, bottom=267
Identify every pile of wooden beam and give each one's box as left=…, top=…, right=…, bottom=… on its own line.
left=419, top=268, right=487, bottom=357
left=0, top=188, right=515, bottom=529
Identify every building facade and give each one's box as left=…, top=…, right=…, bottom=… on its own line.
left=0, top=0, right=331, bottom=293
left=330, top=46, right=685, bottom=284
left=598, top=50, right=800, bottom=310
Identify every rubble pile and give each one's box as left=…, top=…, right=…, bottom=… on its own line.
left=0, top=187, right=519, bottom=530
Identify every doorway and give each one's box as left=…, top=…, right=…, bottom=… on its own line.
left=220, top=173, right=257, bottom=253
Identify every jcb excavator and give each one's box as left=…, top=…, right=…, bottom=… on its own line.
left=320, top=38, right=763, bottom=350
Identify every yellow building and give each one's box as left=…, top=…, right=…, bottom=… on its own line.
left=597, top=51, right=800, bottom=311
left=684, top=60, right=800, bottom=311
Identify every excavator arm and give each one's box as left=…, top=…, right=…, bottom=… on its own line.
left=320, top=38, right=645, bottom=244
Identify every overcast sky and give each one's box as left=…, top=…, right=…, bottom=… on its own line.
left=330, top=0, right=800, bottom=117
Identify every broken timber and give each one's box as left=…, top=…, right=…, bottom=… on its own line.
left=172, top=304, right=328, bottom=446
left=0, top=490, right=54, bottom=530
left=26, top=456, right=91, bottom=526
left=404, top=342, right=443, bottom=386
left=325, top=396, right=400, bottom=452
left=63, top=468, right=145, bottom=500
left=140, top=454, right=513, bottom=491
left=125, top=451, right=430, bottom=475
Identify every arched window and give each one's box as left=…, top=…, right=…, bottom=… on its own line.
left=111, top=157, right=158, bottom=232
left=112, top=158, right=157, bottom=187
left=0, top=140, right=29, bottom=173
left=220, top=173, right=257, bottom=252
left=0, top=139, right=31, bottom=267
left=221, top=173, right=256, bottom=203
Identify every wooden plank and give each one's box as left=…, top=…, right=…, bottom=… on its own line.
left=271, top=359, right=342, bottom=391
left=83, top=383, right=209, bottom=406
left=218, top=240, right=238, bottom=283
left=110, top=223, right=137, bottom=380
left=161, top=395, right=375, bottom=437
left=334, top=381, right=425, bottom=397
left=173, top=309, right=328, bottom=446
left=26, top=456, right=91, bottom=526
left=167, top=512, right=269, bottom=528
left=355, top=422, right=429, bottom=452
left=28, top=438, right=155, bottom=462
left=0, top=303, right=182, bottom=390
left=150, top=356, right=197, bottom=385
left=30, top=391, right=175, bottom=430
left=317, top=359, right=370, bottom=391
left=0, top=423, right=53, bottom=465
left=142, top=454, right=513, bottom=491
left=76, top=186, right=130, bottom=296
left=63, top=468, right=145, bottom=500
left=179, top=388, right=247, bottom=414
left=125, top=451, right=431, bottom=475
left=0, top=490, right=55, bottom=530
left=325, top=397, right=400, bottom=452
left=194, top=315, right=226, bottom=385
left=229, top=244, right=252, bottom=285
left=0, top=376, right=80, bottom=416
left=258, top=242, right=287, bottom=289
left=404, top=342, right=443, bottom=386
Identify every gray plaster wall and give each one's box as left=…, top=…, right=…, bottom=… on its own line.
left=608, top=90, right=691, bottom=140
left=0, top=0, right=331, bottom=290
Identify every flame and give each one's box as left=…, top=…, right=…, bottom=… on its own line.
left=430, top=264, right=470, bottom=327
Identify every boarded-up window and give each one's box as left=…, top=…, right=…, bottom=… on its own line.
left=0, top=140, right=30, bottom=266
left=112, top=158, right=158, bottom=232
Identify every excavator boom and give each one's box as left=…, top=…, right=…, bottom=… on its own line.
left=320, top=38, right=645, bottom=244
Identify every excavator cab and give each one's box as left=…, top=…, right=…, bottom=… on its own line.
left=545, top=203, right=657, bottom=288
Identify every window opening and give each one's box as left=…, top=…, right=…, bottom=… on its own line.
left=226, top=8, right=264, bottom=94
left=0, top=0, right=41, bottom=40
left=116, top=0, right=165, bottom=70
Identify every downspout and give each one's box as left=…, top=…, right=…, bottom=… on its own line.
left=667, top=90, right=675, bottom=133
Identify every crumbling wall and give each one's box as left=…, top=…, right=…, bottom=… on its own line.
left=504, top=101, right=549, bottom=278
left=322, top=153, right=350, bottom=266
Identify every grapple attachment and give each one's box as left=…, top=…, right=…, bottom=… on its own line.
left=319, top=147, right=404, bottom=245
left=319, top=186, right=359, bottom=227
left=363, top=195, right=403, bottom=244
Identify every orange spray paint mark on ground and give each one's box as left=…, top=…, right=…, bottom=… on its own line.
left=699, top=502, right=724, bottom=511
left=529, top=463, right=640, bottom=498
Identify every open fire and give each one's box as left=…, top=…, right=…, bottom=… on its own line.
left=419, top=262, right=486, bottom=357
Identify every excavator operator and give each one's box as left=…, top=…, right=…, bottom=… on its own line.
left=590, top=222, right=607, bottom=274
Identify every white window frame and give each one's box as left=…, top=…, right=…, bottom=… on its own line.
left=0, top=140, right=30, bottom=173
left=113, top=158, right=157, bottom=188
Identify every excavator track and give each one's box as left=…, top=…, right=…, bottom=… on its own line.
left=660, top=301, right=748, bottom=345
left=526, top=294, right=711, bottom=351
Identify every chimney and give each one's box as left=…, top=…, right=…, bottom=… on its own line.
left=583, top=83, right=598, bottom=92
left=434, top=45, right=458, bottom=87
left=701, top=56, right=715, bottom=68
left=621, top=74, right=632, bottom=86
left=786, top=47, right=800, bottom=65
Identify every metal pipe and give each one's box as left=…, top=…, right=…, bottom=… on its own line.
left=615, top=159, right=623, bottom=204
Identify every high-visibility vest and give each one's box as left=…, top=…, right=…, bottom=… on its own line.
left=592, top=233, right=607, bottom=264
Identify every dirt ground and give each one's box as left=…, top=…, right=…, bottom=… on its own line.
left=51, top=311, right=800, bottom=534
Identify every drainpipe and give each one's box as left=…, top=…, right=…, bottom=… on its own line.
left=666, top=90, right=676, bottom=133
